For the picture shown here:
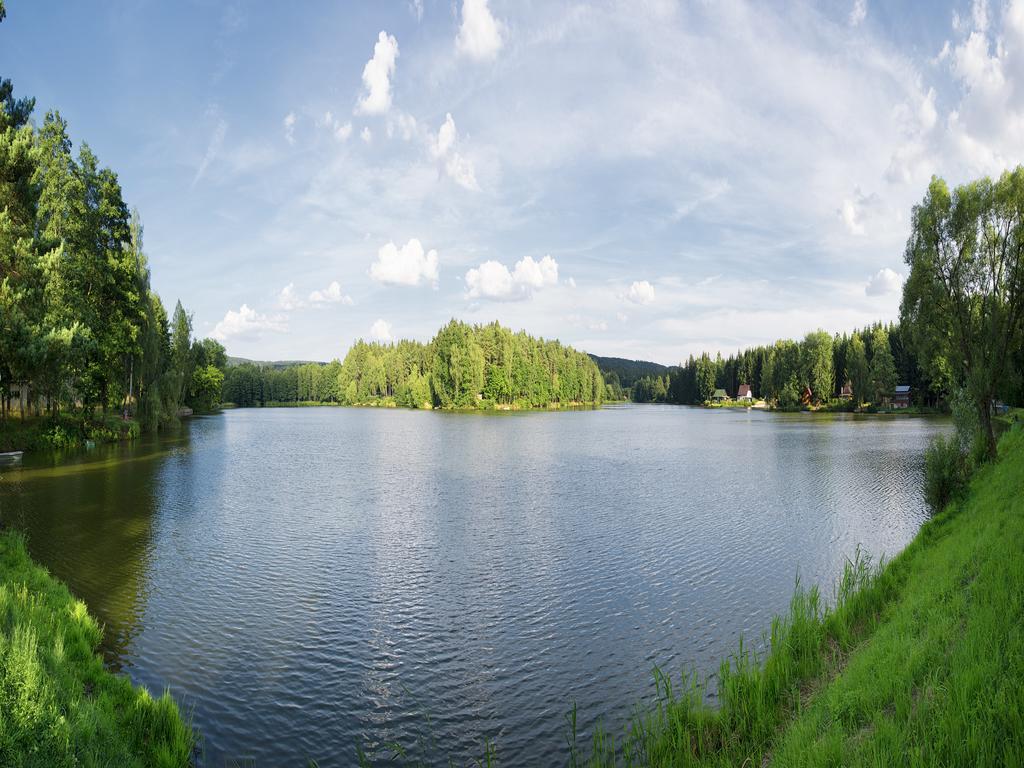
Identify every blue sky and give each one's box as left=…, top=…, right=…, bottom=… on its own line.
left=3, top=0, right=1021, bottom=364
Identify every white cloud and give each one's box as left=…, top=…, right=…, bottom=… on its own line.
left=567, top=277, right=577, bottom=288
left=283, top=111, right=296, bottom=145
left=370, top=238, right=440, bottom=287
left=464, top=255, right=559, bottom=300
left=211, top=304, right=287, bottom=342
left=456, top=0, right=504, bottom=61
left=387, top=111, right=418, bottom=141
left=627, top=280, right=656, bottom=305
left=840, top=198, right=865, bottom=235
left=369, top=318, right=393, bottom=342
left=308, top=280, right=353, bottom=305
left=865, top=267, right=903, bottom=296
left=429, top=113, right=479, bottom=190
left=320, top=112, right=352, bottom=141
left=355, top=31, right=399, bottom=115
left=409, top=0, right=424, bottom=21
left=277, top=283, right=304, bottom=310
left=192, top=117, right=227, bottom=187
left=849, top=0, right=867, bottom=27
left=361, top=126, right=373, bottom=143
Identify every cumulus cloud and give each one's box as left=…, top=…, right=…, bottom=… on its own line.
left=627, top=280, right=656, bottom=305
left=456, top=0, right=504, bottom=61
left=320, top=111, right=352, bottom=142
left=356, top=31, right=399, bottom=115
left=370, top=238, right=439, bottom=287
left=464, top=255, right=559, bottom=300
left=369, top=318, right=393, bottom=342
left=387, top=111, right=418, bottom=141
left=865, top=267, right=903, bottom=296
left=277, top=282, right=304, bottom=310
left=849, top=0, right=867, bottom=27
left=211, top=304, right=287, bottom=342
left=283, top=112, right=296, bottom=145
left=429, top=113, right=479, bottom=190
left=308, top=280, right=353, bottom=305
left=840, top=199, right=865, bottom=235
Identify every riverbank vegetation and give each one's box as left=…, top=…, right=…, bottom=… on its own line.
left=223, top=319, right=605, bottom=410
left=0, top=24, right=227, bottom=450
left=0, top=530, right=193, bottom=766
left=575, top=423, right=1023, bottom=767
left=573, top=167, right=1024, bottom=767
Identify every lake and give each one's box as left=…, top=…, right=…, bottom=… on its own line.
left=0, top=405, right=948, bottom=765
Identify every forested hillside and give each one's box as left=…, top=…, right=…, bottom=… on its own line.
left=223, top=319, right=605, bottom=410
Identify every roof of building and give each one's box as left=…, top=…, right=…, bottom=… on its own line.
left=712, top=388, right=728, bottom=398
left=895, top=385, right=911, bottom=394
left=737, top=384, right=752, bottom=397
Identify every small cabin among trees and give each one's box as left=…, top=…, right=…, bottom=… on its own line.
left=893, top=385, right=911, bottom=409
left=736, top=384, right=753, bottom=401
left=712, top=388, right=729, bottom=403
left=840, top=381, right=853, bottom=399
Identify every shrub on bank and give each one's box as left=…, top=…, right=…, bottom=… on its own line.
left=0, top=531, right=194, bottom=766
left=924, top=434, right=970, bottom=512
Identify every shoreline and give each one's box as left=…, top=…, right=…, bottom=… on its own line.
left=578, top=424, right=1023, bottom=766
left=0, top=529, right=194, bottom=766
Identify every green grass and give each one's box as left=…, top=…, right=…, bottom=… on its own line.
left=580, top=426, right=1024, bottom=767
left=0, top=531, right=194, bottom=767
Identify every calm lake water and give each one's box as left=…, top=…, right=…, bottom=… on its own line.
left=0, top=405, right=948, bottom=765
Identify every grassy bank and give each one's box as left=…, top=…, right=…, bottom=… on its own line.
left=0, top=414, right=140, bottom=453
left=580, top=426, right=1024, bottom=767
left=0, top=531, right=193, bottom=766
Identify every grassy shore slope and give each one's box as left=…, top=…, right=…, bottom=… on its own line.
left=582, top=426, right=1024, bottom=767
left=0, top=531, right=193, bottom=767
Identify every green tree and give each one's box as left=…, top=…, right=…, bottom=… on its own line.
left=869, top=327, right=898, bottom=406
left=801, top=330, right=834, bottom=405
left=846, top=333, right=869, bottom=407
left=901, top=170, right=1024, bottom=458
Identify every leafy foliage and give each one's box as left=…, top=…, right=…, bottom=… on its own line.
left=223, top=320, right=606, bottom=410
left=901, top=168, right=1024, bottom=457
left=0, top=74, right=224, bottom=431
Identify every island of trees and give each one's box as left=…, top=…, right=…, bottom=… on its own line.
left=223, top=320, right=605, bottom=410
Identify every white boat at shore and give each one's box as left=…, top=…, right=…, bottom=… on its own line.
left=0, top=451, right=24, bottom=466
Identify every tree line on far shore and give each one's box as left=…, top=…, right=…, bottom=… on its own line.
left=223, top=320, right=606, bottom=410
left=631, top=322, right=917, bottom=409
left=634, top=168, right=1024, bottom=466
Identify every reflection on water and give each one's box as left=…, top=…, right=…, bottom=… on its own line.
left=0, top=427, right=191, bottom=666
left=0, top=406, right=949, bottom=765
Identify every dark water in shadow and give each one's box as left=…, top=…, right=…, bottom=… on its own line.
left=0, top=406, right=948, bottom=765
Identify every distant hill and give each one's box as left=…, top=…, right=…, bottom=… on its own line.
left=227, top=356, right=326, bottom=370
left=588, top=355, right=672, bottom=387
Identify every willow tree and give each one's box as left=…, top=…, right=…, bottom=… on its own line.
left=901, top=169, right=1024, bottom=458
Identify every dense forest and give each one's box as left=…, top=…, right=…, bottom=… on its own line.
left=0, top=35, right=220, bottom=432
left=223, top=320, right=606, bottom=410
left=632, top=323, right=922, bottom=409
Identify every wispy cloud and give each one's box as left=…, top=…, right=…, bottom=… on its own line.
left=192, top=117, right=227, bottom=187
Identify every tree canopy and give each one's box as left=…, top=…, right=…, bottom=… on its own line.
left=901, top=169, right=1024, bottom=457
left=223, top=320, right=606, bottom=410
